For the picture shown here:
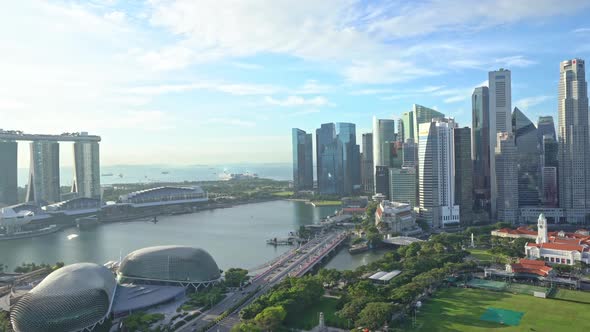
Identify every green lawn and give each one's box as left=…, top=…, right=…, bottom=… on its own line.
left=310, top=200, right=342, bottom=206
left=467, top=248, right=494, bottom=262
left=403, top=287, right=590, bottom=331
left=271, top=191, right=294, bottom=197
left=552, top=288, right=590, bottom=304
left=284, top=297, right=348, bottom=330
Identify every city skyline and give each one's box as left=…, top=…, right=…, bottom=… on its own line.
left=3, top=1, right=590, bottom=165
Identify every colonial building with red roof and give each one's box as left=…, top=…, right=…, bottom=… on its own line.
left=506, top=259, right=554, bottom=277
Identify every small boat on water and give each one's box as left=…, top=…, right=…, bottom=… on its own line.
left=266, top=236, right=302, bottom=245
left=348, top=243, right=369, bottom=254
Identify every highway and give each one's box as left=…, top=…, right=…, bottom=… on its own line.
left=178, top=230, right=348, bottom=332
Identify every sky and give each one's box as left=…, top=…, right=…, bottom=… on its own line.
left=3, top=0, right=590, bottom=166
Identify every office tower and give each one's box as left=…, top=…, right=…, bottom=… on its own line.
left=400, top=111, right=414, bottom=143
left=537, top=116, right=556, bottom=144
left=292, top=129, right=314, bottom=191
left=512, top=107, right=541, bottom=207
left=361, top=133, right=374, bottom=193
left=26, top=141, right=60, bottom=204
left=454, top=127, right=473, bottom=226
left=558, top=58, right=590, bottom=223
left=335, top=123, right=361, bottom=195
left=396, top=120, right=404, bottom=143
left=411, top=104, right=444, bottom=142
left=316, top=123, right=338, bottom=195
left=382, top=141, right=403, bottom=169
left=542, top=167, right=558, bottom=207
left=489, top=69, right=512, bottom=219
left=375, top=166, right=390, bottom=199
left=471, top=86, right=491, bottom=216
left=542, top=136, right=558, bottom=168
left=402, top=138, right=418, bottom=167
left=72, top=140, right=101, bottom=199
left=495, top=132, right=519, bottom=224
left=418, top=119, right=460, bottom=228
left=0, top=141, right=18, bottom=206
left=372, top=118, right=395, bottom=168
left=389, top=167, right=416, bottom=207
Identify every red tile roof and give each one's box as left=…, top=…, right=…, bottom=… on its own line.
left=511, top=259, right=553, bottom=277
left=495, top=227, right=537, bottom=236
left=526, top=242, right=585, bottom=252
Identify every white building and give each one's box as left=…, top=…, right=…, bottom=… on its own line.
left=525, top=214, right=590, bottom=265
left=375, top=200, right=416, bottom=234
left=418, top=119, right=460, bottom=228
left=489, top=69, right=512, bottom=219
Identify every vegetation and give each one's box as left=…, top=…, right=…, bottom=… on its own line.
left=121, top=312, right=165, bottom=331
left=182, top=285, right=226, bottom=310
left=224, top=268, right=250, bottom=288
left=552, top=288, right=590, bottom=304
left=0, top=312, right=11, bottom=332
left=402, top=287, right=590, bottom=331
left=284, top=297, right=348, bottom=330
left=310, top=200, right=342, bottom=206
left=14, top=261, right=64, bottom=273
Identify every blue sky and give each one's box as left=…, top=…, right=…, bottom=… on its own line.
left=3, top=0, right=590, bottom=166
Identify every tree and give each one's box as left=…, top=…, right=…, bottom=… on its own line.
left=254, top=306, right=287, bottom=330
left=337, top=298, right=369, bottom=322
left=356, top=302, right=392, bottom=330
left=225, top=268, right=250, bottom=287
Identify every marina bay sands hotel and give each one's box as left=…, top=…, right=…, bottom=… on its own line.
left=0, top=130, right=101, bottom=206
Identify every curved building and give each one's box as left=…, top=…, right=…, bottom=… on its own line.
left=118, top=186, right=207, bottom=207
left=11, top=263, right=116, bottom=332
left=118, top=246, right=221, bottom=289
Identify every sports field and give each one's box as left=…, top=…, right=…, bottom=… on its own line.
left=552, top=288, right=590, bottom=304
left=406, top=287, right=590, bottom=331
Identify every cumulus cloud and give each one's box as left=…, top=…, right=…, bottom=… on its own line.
left=515, top=95, right=553, bottom=110
left=264, top=96, right=333, bottom=107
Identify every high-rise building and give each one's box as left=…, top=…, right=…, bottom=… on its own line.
left=400, top=111, right=414, bottom=143
left=316, top=123, right=338, bottom=195
left=0, top=141, right=18, bottom=206
left=471, top=86, right=491, bottom=216
left=372, top=118, right=395, bottom=168
left=375, top=166, right=390, bottom=199
left=454, top=127, right=473, bottom=226
left=489, top=69, right=512, bottom=219
left=495, top=132, right=519, bottom=224
left=512, top=107, right=541, bottom=207
left=418, top=119, right=460, bottom=228
left=542, top=167, right=558, bottom=207
left=537, top=116, right=556, bottom=145
left=558, top=58, right=590, bottom=223
left=389, top=167, right=417, bottom=207
left=335, top=123, right=361, bottom=195
left=411, top=104, right=444, bottom=142
left=382, top=141, right=403, bottom=169
left=26, top=141, right=60, bottom=204
left=72, top=140, right=101, bottom=199
left=361, top=133, right=374, bottom=193
left=292, top=128, right=314, bottom=191
left=402, top=138, right=418, bottom=167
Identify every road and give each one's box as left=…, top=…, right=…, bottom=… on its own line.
left=178, top=230, right=347, bottom=332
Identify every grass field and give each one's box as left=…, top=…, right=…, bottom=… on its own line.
left=467, top=248, right=495, bottom=262
left=271, top=191, right=294, bottom=197
left=403, top=287, right=590, bottom=331
left=506, top=283, right=548, bottom=295
left=284, top=297, right=347, bottom=330
left=552, top=288, right=590, bottom=304
left=310, top=200, right=342, bottom=206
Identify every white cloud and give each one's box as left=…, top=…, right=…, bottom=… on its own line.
left=344, top=60, right=441, bottom=84
left=515, top=95, right=552, bottom=110
left=205, top=118, right=256, bottom=127
left=126, top=81, right=280, bottom=96
left=297, top=80, right=333, bottom=94
left=573, top=27, right=590, bottom=34
left=264, top=96, right=333, bottom=107
left=230, top=62, right=263, bottom=70
left=495, top=55, right=536, bottom=68
left=104, top=11, right=126, bottom=23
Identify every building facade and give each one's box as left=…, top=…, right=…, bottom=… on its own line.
left=361, top=133, right=374, bottom=193
left=418, top=119, right=460, bottom=228
left=26, top=141, right=60, bottom=204
left=375, top=166, right=390, bottom=199
left=0, top=141, right=18, bottom=206
left=400, top=111, right=414, bottom=143
left=375, top=200, right=416, bottom=234
left=557, top=58, right=590, bottom=223
left=316, top=123, right=338, bottom=195
left=454, top=127, right=473, bottom=226
left=411, top=104, right=444, bottom=142
left=471, top=86, right=491, bottom=218
left=537, top=115, right=556, bottom=144
left=372, top=117, right=396, bottom=169
left=512, top=107, right=541, bottom=207
left=495, top=132, right=519, bottom=224
left=389, top=167, right=416, bottom=208
left=72, top=141, right=101, bottom=199
left=292, top=128, right=314, bottom=191
left=489, top=69, right=512, bottom=219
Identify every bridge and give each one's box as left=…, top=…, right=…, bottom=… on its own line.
left=178, top=230, right=348, bottom=332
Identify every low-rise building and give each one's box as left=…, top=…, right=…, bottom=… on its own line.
left=375, top=200, right=416, bottom=234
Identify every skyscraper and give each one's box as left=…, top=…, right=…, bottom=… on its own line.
left=372, top=118, right=395, bottom=168
left=292, top=128, right=314, bottom=191
left=489, top=69, right=512, bottom=218
left=541, top=120, right=559, bottom=207
left=411, top=104, right=444, bottom=142
left=400, top=111, right=414, bottom=143
left=537, top=116, right=556, bottom=145
left=0, top=141, right=18, bottom=206
left=512, top=107, right=541, bottom=207
left=26, top=141, right=60, bottom=204
left=402, top=138, right=418, bottom=167
left=335, top=123, right=361, bottom=195
left=418, top=119, right=460, bottom=228
left=471, top=86, right=491, bottom=217
left=72, top=140, right=101, bottom=199
left=361, top=133, right=374, bottom=193
left=389, top=167, right=416, bottom=207
left=375, top=166, right=390, bottom=199
left=316, top=123, right=338, bottom=195
left=495, top=132, right=519, bottom=224
left=557, top=58, right=590, bottom=223
left=454, top=127, right=473, bottom=226
left=382, top=141, right=403, bottom=169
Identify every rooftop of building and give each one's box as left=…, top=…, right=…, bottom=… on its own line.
left=526, top=242, right=588, bottom=252
left=510, top=259, right=553, bottom=277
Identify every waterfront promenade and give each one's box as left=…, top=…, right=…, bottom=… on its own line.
left=178, top=230, right=348, bottom=332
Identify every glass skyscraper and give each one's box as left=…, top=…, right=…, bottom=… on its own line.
left=316, top=123, right=338, bottom=195
left=495, top=132, right=519, bottom=224
left=454, top=127, right=473, bottom=226
left=292, top=128, right=314, bottom=191
left=0, top=141, right=18, bottom=206
left=72, top=141, right=101, bottom=199
left=361, top=133, right=374, bottom=193
left=26, top=141, right=60, bottom=203
left=411, top=104, right=444, bottom=143
left=512, top=107, right=541, bottom=207
left=335, top=123, right=361, bottom=195
left=471, top=86, right=491, bottom=216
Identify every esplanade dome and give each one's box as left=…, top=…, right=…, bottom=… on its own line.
left=117, top=245, right=221, bottom=283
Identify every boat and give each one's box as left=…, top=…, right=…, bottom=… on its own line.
left=101, top=173, right=114, bottom=177
left=161, top=171, right=170, bottom=174
left=348, top=243, right=369, bottom=254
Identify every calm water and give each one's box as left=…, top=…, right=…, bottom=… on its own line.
left=0, top=201, right=380, bottom=272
